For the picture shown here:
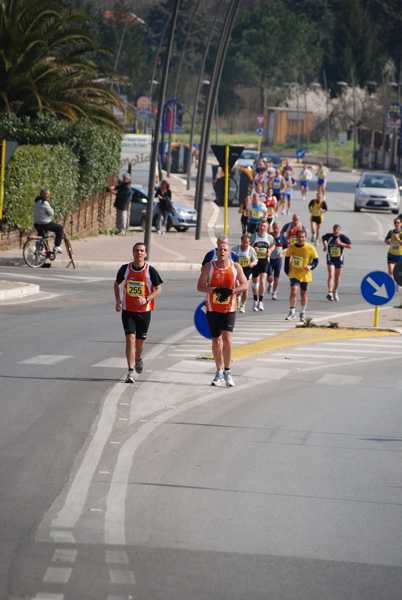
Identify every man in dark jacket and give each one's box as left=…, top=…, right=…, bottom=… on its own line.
left=109, top=173, right=132, bottom=235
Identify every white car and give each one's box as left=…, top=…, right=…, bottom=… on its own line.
left=354, top=172, right=402, bottom=214
left=236, top=149, right=259, bottom=168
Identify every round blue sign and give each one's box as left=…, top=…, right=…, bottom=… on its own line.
left=296, top=149, right=306, bottom=159
left=361, top=271, right=395, bottom=306
left=194, top=301, right=212, bottom=339
left=256, top=127, right=264, bottom=137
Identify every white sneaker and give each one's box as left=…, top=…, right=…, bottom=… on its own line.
left=272, top=291, right=277, bottom=300
left=54, top=246, right=63, bottom=253
left=239, top=304, right=246, bottom=313
left=333, top=292, right=339, bottom=301
left=253, top=301, right=259, bottom=312
left=258, top=301, right=264, bottom=311
left=135, top=357, right=144, bottom=374
left=299, top=311, right=306, bottom=322
left=285, top=311, right=296, bottom=320
left=224, top=370, right=235, bottom=387
left=310, top=234, right=315, bottom=243
left=211, top=370, right=225, bottom=386
left=267, top=282, right=273, bottom=294
left=125, top=370, right=135, bottom=383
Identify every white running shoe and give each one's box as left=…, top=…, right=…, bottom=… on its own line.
left=125, top=370, right=135, bottom=383
left=239, top=304, right=246, bottom=313
left=253, top=301, right=259, bottom=312
left=258, top=301, right=264, bottom=311
left=285, top=311, right=296, bottom=320
left=299, top=311, right=306, bottom=323
left=267, top=282, right=273, bottom=294
left=211, top=370, right=225, bottom=386
left=333, top=292, right=339, bottom=301
left=224, top=370, right=235, bottom=387
left=54, top=246, right=63, bottom=253
left=135, top=357, right=144, bottom=374
left=310, top=234, right=315, bottom=243
left=326, top=292, right=333, bottom=301
left=272, top=291, right=277, bottom=300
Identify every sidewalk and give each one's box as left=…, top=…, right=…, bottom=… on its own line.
left=0, top=175, right=219, bottom=300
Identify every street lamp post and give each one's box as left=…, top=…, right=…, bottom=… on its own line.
left=337, top=71, right=357, bottom=168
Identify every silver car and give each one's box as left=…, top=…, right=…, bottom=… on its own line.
left=354, top=172, right=402, bottom=214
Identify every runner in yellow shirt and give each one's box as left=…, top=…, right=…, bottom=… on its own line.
left=284, top=230, right=319, bottom=322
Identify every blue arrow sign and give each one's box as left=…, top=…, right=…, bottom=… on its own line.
left=361, top=271, right=395, bottom=306
left=256, top=127, right=264, bottom=137
left=194, top=301, right=212, bottom=339
left=296, top=149, right=306, bottom=159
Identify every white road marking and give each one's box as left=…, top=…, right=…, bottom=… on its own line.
left=50, top=531, right=75, bottom=544
left=316, top=373, right=363, bottom=386
left=52, top=549, right=77, bottom=563
left=51, top=383, right=127, bottom=530
left=43, top=567, right=72, bottom=583
left=109, top=569, right=135, bottom=584
left=106, top=550, right=129, bottom=564
left=19, top=355, right=72, bottom=365
left=91, top=358, right=126, bottom=368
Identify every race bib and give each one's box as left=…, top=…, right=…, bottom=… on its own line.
left=239, top=256, right=251, bottom=267
left=390, top=241, right=401, bottom=253
left=330, top=246, right=341, bottom=257
left=313, top=209, right=321, bottom=216
left=266, top=206, right=274, bottom=216
left=127, top=281, right=145, bottom=297
left=292, top=256, right=303, bottom=268
left=213, top=292, right=230, bottom=305
left=257, top=247, right=268, bottom=259
left=290, top=236, right=297, bottom=244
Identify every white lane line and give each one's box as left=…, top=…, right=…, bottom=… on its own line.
left=52, top=549, right=77, bottom=563
left=50, top=531, right=75, bottom=544
left=19, top=355, right=73, bottom=365
left=104, top=381, right=264, bottom=546
left=109, top=569, right=135, bottom=584
left=166, top=360, right=212, bottom=372
left=257, top=357, right=326, bottom=364
left=106, top=550, right=129, bottom=564
left=316, top=373, right=363, bottom=386
left=33, top=594, right=64, bottom=600
left=51, top=383, right=127, bottom=530
left=92, top=358, right=127, bottom=368
left=272, top=352, right=365, bottom=359
left=43, top=567, right=72, bottom=583
left=274, top=348, right=400, bottom=356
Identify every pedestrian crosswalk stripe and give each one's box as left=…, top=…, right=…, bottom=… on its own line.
left=19, top=355, right=72, bottom=365
left=91, top=358, right=126, bottom=368
left=316, top=373, right=363, bottom=386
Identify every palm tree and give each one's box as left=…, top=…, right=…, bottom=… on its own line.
left=0, top=0, right=124, bottom=129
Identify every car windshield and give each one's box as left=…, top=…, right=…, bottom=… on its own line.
left=241, top=151, right=257, bottom=159
left=361, top=175, right=396, bottom=189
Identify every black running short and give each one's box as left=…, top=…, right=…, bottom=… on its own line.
left=206, top=311, right=236, bottom=338
left=121, top=310, right=151, bottom=338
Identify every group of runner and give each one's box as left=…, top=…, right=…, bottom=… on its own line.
left=112, top=162, right=401, bottom=389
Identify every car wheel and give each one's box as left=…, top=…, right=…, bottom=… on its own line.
left=174, top=226, right=189, bottom=232
left=166, top=216, right=172, bottom=232
left=354, top=202, right=361, bottom=212
left=392, top=209, right=399, bottom=214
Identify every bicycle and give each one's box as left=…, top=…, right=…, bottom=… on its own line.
left=23, top=231, right=76, bottom=269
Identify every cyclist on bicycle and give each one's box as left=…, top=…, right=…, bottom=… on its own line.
left=33, top=189, right=64, bottom=253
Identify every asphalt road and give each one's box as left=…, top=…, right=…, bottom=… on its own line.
left=1, top=170, right=402, bottom=600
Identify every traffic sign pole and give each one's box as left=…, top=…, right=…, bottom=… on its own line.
left=374, top=306, right=379, bottom=327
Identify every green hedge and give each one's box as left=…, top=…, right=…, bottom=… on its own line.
left=3, top=144, right=80, bottom=233
left=1, top=113, right=122, bottom=232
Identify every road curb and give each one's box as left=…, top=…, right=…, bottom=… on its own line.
left=0, top=280, right=40, bottom=301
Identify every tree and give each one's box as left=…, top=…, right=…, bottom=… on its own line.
left=325, top=0, right=377, bottom=88
left=0, top=0, right=123, bottom=129
left=217, top=0, right=323, bottom=115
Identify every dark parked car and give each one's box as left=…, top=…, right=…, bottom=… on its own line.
left=129, top=185, right=197, bottom=231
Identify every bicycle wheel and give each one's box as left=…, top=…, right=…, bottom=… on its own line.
left=23, top=239, right=47, bottom=268
left=64, top=236, right=76, bottom=269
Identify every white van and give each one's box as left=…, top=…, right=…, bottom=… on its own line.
left=120, top=134, right=152, bottom=186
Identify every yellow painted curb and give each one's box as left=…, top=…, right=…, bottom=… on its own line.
left=203, top=328, right=399, bottom=361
